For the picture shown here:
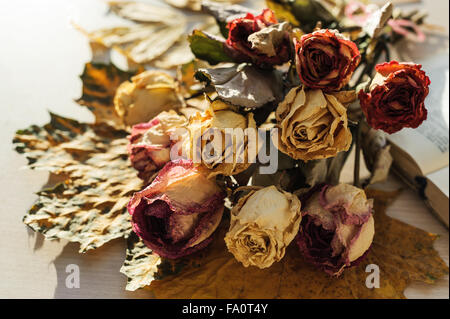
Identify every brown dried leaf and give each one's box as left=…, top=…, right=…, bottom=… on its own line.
left=13, top=113, right=143, bottom=252
left=144, top=189, right=448, bottom=298
left=76, top=62, right=138, bottom=127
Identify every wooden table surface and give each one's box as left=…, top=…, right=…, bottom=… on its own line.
left=0, top=0, right=448, bottom=298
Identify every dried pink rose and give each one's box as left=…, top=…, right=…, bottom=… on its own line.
left=127, top=111, right=187, bottom=182
left=128, top=159, right=225, bottom=259
left=296, top=184, right=375, bottom=276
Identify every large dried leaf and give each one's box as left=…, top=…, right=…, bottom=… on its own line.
left=76, top=62, right=137, bottom=126
left=140, top=189, right=448, bottom=298
left=13, top=113, right=143, bottom=252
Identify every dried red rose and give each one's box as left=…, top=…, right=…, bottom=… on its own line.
left=127, top=111, right=187, bottom=183
left=296, top=184, right=374, bottom=276
left=128, top=159, right=225, bottom=259
left=359, top=61, right=430, bottom=134
left=295, top=29, right=361, bottom=92
left=226, top=9, right=291, bottom=67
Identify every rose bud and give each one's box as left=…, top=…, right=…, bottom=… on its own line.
left=296, top=184, right=375, bottom=276
left=225, top=186, right=302, bottom=269
left=114, top=70, right=183, bottom=126
left=295, top=29, right=361, bottom=92
left=359, top=61, right=430, bottom=134
left=128, top=159, right=225, bottom=259
left=276, top=86, right=354, bottom=161
left=183, top=99, right=256, bottom=177
left=226, top=9, right=291, bottom=67
left=128, top=110, right=187, bottom=183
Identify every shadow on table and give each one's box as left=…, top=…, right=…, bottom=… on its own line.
left=51, top=238, right=153, bottom=299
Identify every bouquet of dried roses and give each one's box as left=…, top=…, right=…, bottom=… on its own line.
left=14, top=0, right=448, bottom=297
left=120, top=0, right=431, bottom=273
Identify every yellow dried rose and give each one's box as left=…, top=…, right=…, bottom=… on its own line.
left=114, top=70, right=183, bottom=126
left=183, top=99, right=256, bottom=177
left=275, top=86, right=354, bottom=161
left=225, top=186, right=302, bottom=269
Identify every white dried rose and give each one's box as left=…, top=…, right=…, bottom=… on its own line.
left=225, top=186, right=302, bottom=269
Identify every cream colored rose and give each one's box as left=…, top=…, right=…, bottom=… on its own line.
left=275, top=86, right=354, bottom=161
left=114, top=70, right=183, bottom=126
left=183, top=99, right=256, bottom=177
left=225, top=186, right=302, bottom=269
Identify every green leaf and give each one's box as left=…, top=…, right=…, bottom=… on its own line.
left=188, top=29, right=234, bottom=65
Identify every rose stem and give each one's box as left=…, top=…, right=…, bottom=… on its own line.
left=353, top=121, right=361, bottom=188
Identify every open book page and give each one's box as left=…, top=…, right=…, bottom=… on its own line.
left=427, top=166, right=449, bottom=198
left=388, top=49, right=449, bottom=175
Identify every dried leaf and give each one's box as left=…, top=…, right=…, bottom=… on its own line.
left=108, top=1, right=183, bottom=23
left=120, top=232, right=162, bottom=291
left=266, top=0, right=336, bottom=31
left=145, top=189, right=448, bottom=298
left=361, top=125, right=393, bottom=185
left=13, top=113, right=143, bottom=252
left=79, top=22, right=186, bottom=65
left=201, top=0, right=256, bottom=37
left=121, top=231, right=215, bottom=291
left=363, top=2, right=393, bottom=39
left=152, top=18, right=219, bottom=69
left=166, top=0, right=245, bottom=12
left=152, top=36, right=194, bottom=69
left=196, top=64, right=283, bottom=108
left=188, top=29, right=234, bottom=65
left=76, top=62, right=138, bottom=126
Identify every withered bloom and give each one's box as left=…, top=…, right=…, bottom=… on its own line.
left=225, top=186, right=302, bottom=269
left=295, top=29, right=361, bottom=92
left=114, top=70, right=183, bottom=126
left=359, top=61, right=430, bottom=134
left=276, top=86, right=354, bottom=161
left=296, top=184, right=375, bottom=276
left=226, top=9, right=291, bottom=67
left=183, top=99, right=256, bottom=177
left=128, top=159, right=225, bottom=259
left=128, top=110, right=187, bottom=182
